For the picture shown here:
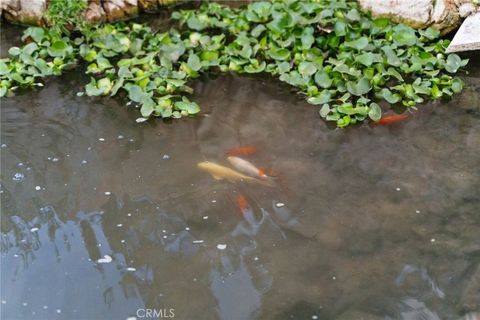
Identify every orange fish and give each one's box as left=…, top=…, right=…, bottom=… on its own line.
left=226, top=146, right=257, bottom=157
left=237, top=194, right=249, bottom=212
left=375, top=113, right=409, bottom=125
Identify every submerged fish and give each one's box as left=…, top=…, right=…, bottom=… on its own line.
left=227, top=156, right=268, bottom=179
left=226, top=146, right=257, bottom=156
left=197, top=161, right=272, bottom=186
left=375, top=113, right=409, bottom=125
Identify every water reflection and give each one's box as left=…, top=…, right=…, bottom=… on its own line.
left=1, top=25, right=480, bottom=319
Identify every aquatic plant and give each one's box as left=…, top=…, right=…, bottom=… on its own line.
left=0, top=0, right=469, bottom=126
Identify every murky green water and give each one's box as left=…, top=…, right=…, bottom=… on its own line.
left=1, top=23, right=480, bottom=320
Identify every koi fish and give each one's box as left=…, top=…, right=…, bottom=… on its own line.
left=197, top=161, right=272, bottom=187
left=237, top=194, right=250, bottom=212
left=375, top=113, right=409, bottom=125
left=227, top=156, right=268, bottom=179
left=226, top=146, right=257, bottom=156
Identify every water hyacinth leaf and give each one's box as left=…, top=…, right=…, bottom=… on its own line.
left=0, top=61, right=9, bottom=75
left=419, top=27, right=440, bottom=40
left=392, top=24, right=417, bottom=46
left=347, top=77, right=371, bottom=96
left=187, top=16, right=206, bottom=31
left=251, top=24, right=266, bottom=37
left=314, top=71, right=332, bottom=88
left=127, top=85, right=147, bottom=102
left=301, top=28, right=315, bottom=50
left=355, top=52, right=374, bottom=66
left=140, top=98, right=155, bottom=117
left=267, top=48, right=290, bottom=60
left=445, top=54, right=468, bottom=73
left=97, top=56, right=112, bottom=70
left=23, top=43, right=38, bottom=56
left=8, top=47, right=21, bottom=56
left=345, top=36, right=368, bottom=50
left=319, top=104, right=330, bottom=118
left=175, top=99, right=200, bottom=114
left=187, top=53, right=202, bottom=71
left=308, top=91, right=331, bottom=105
left=24, top=27, right=45, bottom=43
left=48, top=40, right=71, bottom=57
left=85, top=78, right=103, bottom=96
left=451, top=78, right=464, bottom=93
left=368, top=102, right=382, bottom=121
left=379, top=88, right=401, bottom=104
left=298, top=61, right=317, bottom=77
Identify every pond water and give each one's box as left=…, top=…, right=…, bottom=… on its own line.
left=1, top=23, right=480, bottom=320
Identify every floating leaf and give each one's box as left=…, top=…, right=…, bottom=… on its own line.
left=368, top=102, right=382, bottom=121
left=314, top=71, right=332, bottom=88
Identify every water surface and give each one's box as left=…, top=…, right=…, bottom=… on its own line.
left=1, top=24, right=480, bottom=320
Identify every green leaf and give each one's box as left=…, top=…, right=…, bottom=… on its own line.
left=344, top=36, right=368, bottom=50
left=0, top=61, right=9, bottom=75
left=140, top=98, right=155, bottom=117
left=23, top=43, right=38, bottom=56
left=368, top=102, right=382, bottom=121
left=97, top=56, right=113, bottom=70
left=187, top=16, right=206, bottom=30
left=48, top=40, right=71, bottom=57
left=355, top=53, right=374, bottom=66
left=175, top=99, right=200, bottom=114
left=347, top=77, right=371, bottom=96
left=314, top=71, right=332, bottom=88
left=8, top=47, right=21, bottom=56
left=251, top=24, right=266, bottom=37
left=307, top=91, right=331, bottom=105
left=128, top=85, right=147, bottom=102
left=319, top=104, right=330, bottom=117
left=298, top=61, right=317, bottom=77
left=379, top=88, right=401, bottom=103
left=392, top=24, right=417, bottom=46
left=301, top=28, right=315, bottom=50
left=445, top=54, right=467, bottom=73
left=451, top=77, right=463, bottom=93
left=187, top=53, right=202, bottom=71
left=267, top=47, right=290, bottom=60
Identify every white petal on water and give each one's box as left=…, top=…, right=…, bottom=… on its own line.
left=1, top=144, right=7, bottom=148
left=97, top=255, right=113, bottom=264
left=193, top=240, right=204, bottom=244
left=118, top=135, right=124, bottom=139
left=162, top=154, right=170, bottom=160
left=1, top=300, right=6, bottom=304
left=104, top=192, right=111, bottom=195
left=12, top=173, right=25, bottom=182
left=52, top=157, right=59, bottom=162
left=127, top=267, right=136, bottom=272
left=98, top=138, right=105, bottom=142
left=275, top=202, right=285, bottom=208
left=30, top=228, right=39, bottom=232
left=35, top=186, right=41, bottom=191
left=217, top=244, right=227, bottom=250
left=43, top=305, right=48, bottom=309
left=396, top=187, right=401, bottom=191
left=185, top=227, right=190, bottom=231
left=211, top=200, right=217, bottom=203
left=56, top=309, right=61, bottom=314
left=117, top=224, right=123, bottom=227
left=136, top=117, right=148, bottom=123
left=203, top=216, right=209, bottom=220
left=431, top=238, right=436, bottom=243
left=416, top=210, right=421, bottom=213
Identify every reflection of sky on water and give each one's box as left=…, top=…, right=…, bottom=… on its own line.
left=0, top=193, right=281, bottom=319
